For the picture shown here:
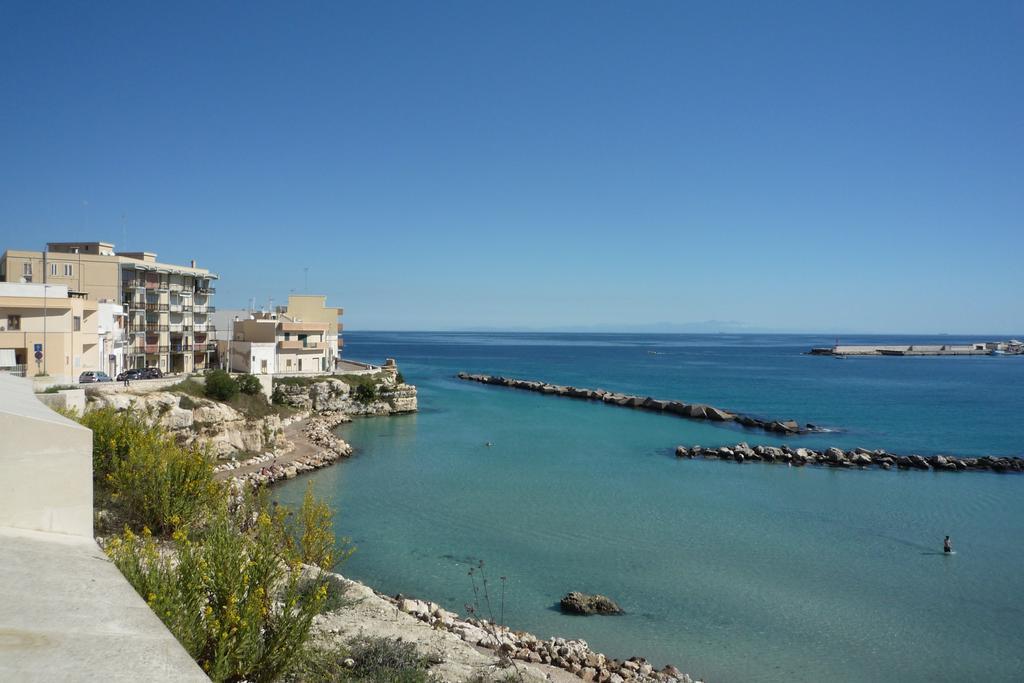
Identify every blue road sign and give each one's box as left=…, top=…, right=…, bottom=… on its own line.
left=34, top=343, right=43, bottom=353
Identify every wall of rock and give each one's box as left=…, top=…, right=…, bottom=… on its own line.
left=271, top=375, right=418, bottom=416
left=89, top=390, right=284, bottom=457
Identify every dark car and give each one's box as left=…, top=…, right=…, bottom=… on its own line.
left=116, top=368, right=144, bottom=382
left=140, top=367, right=163, bottom=379
left=79, top=371, right=113, bottom=383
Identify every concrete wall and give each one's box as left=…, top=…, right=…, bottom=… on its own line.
left=35, top=388, right=86, bottom=416
left=0, top=374, right=92, bottom=537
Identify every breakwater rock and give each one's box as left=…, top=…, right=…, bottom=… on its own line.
left=675, top=443, right=1024, bottom=473
left=458, top=372, right=818, bottom=435
left=385, top=593, right=699, bottom=682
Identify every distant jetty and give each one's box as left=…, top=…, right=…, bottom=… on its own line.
left=809, top=339, right=1023, bottom=357
left=674, top=443, right=1024, bottom=473
left=457, top=372, right=822, bottom=435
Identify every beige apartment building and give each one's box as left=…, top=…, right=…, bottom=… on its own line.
left=0, top=282, right=100, bottom=382
left=227, top=311, right=331, bottom=375
left=276, top=294, right=344, bottom=361
left=0, top=242, right=218, bottom=375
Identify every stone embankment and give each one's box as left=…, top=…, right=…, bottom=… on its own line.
left=458, top=373, right=818, bottom=435
left=675, top=443, right=1024, bottom=473
left=383, top=593, right=699, bottom=683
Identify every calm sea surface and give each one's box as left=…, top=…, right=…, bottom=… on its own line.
left=274, top=332, right=1024, bottom=682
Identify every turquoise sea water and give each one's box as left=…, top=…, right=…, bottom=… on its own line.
left=274, top=332, right=1024, bottom=682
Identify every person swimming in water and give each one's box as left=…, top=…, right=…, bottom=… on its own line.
left=944, top=536, right=952, bottom=554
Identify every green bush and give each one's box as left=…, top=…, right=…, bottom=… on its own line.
left=297, top=574, right=352, bottom=615
left=286, top=637, right=437, bottom=683
left=205, top=370, right=239, bottom=401
left=78, top=408, right=222, bottom=534
left=178, top=395, right=198, bottom=410
left=236, top=373, right=262, bottom=396
left=285, top=483, right=354, bottom=571
left=106, top=502, right=327, bottom=683
left=353, top=383, right=378, bottom=405
left=395, top=372, right=405, bottom=385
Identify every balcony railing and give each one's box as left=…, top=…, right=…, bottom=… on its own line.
left=171, top=345, right=193, bottom=353
left=145, top=324, right=169, bottom=333
left=145, top=303, right=169, bottom=312
left=169, top=303, right=183, bottom=313
left=145, top=281, right=159, bottom=290
left=278, top=340, right=325, bottom=351
left=196, top=286, right=215, bottom=294
left=193, top=323, right=207, bottom=332
left=192, top=305, right=207, bottom=314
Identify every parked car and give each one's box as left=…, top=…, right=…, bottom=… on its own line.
left=79, top=371, right=113, bottom=383
left=116, top=368, right=144, bottom=382
left=140, top=367, right=163, bottom=379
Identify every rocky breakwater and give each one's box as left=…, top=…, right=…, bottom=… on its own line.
left=387, top=595, right=700, bottom=683
left=458, top=372, right=817, bottom=435
left=91, top=390, right=284, bottom=457
left=675, top=443, right=1024, bottom=473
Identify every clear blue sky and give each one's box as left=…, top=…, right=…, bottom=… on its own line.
left=1, top=1, right=1021, bottom=333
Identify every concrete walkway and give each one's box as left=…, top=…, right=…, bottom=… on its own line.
left=0, top=526, right=208, bottom=682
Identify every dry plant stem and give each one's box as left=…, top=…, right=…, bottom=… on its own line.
left=468, top=561, right=524, bottom=683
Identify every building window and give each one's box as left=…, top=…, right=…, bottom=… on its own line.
left=298, top=359, right=303, bottom=372
left=64, top=264, right=74, bottom=276
left=50, top=263, right=58, bottom=276
left=286, top=359, right=292, bottom=368
left=6, top=315, right=20, bottom=330
left=23, top=262, right=32, bottom=275
left=73, top=316, right=81, bottom=331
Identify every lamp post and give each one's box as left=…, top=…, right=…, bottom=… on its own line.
left=42, top=284, right=48, bottom=376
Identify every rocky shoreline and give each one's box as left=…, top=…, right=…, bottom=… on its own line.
left=675, top=442, right=1024, bottom=473
left=458, top=372, right=823, bottom=435
left=218, top=412, right=356, bottom=487
left=317, top=578, right=702, bottom=683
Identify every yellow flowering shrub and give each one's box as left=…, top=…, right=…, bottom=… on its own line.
left=106, top=499, right=327, bottom=682
left=79, top=407, right=222, bottom=534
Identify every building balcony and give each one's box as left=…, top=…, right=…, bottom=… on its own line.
left=278, top=340, right=325, bottom=352
left=196, top=286, right=215, bottom=295
left=144, top=280, right=159, bottom=290
left=171, top=345, right=192, bottom=354
left=169, top=303, right=183, bottom=313
left=145, top=324, right=169, bottom=333
left=193, top=323, right=207, bottom=332
left=145, top=303, right=169, bottom=312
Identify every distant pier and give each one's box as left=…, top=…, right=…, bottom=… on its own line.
left=809, top=339, right=1023, bottom=357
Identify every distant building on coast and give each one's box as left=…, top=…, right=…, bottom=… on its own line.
left=0, top=241, right=218, bottom=377
left=224, top=310, right=332, bottom=375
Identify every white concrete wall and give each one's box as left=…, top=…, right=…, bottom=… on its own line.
left=0, top=374, right=92, bottom=537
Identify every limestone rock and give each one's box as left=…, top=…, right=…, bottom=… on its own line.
left=559, top=592, right=623, bottom=616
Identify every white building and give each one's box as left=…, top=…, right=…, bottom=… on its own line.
left=97, top=301, right=127, bottom=377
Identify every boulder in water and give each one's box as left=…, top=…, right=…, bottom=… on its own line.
left=559, top=591, right=623, bottom=615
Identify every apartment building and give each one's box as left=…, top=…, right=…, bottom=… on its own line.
left=276, top=295, right=344, bottom=363
left=0, top=282, right=100, bottom=382
left=0, top=242, right=218, bottom=375
left=226, top=311, right=331, bottom=375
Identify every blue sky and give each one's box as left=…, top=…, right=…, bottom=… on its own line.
left=1, top=1, right=1021, bottom=333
